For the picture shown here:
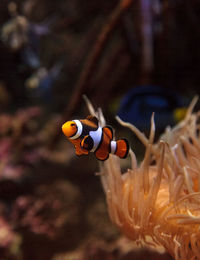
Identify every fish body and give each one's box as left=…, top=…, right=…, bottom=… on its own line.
left=62, top=116, right=129, bottom=161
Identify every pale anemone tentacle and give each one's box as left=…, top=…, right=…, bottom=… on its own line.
left=116, top=115, right=150, bottom=148
left=82, top=95, right=96, bottom=117
left=84, top=95, right=200, bottom=260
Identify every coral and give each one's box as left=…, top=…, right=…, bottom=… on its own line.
left=0, top=106, right=73, bottom=181
left=86, top=96, right=200, bottom=260
left=0, top=106, right=75, bottom=256
left=12, top=180, right=80, bottom=238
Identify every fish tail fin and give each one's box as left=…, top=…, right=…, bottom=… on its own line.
left=115, top=138, right=129, bottom=158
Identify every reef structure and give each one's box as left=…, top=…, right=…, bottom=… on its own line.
left=85, top=96, right=200, bottom=260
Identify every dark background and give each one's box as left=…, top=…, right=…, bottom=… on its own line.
left=0, top=0, right=199, bottom=259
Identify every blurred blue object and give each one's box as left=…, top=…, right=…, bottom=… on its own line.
left=117, top=86, right=187, bottom=131
left=20, top=18, right=55, bottom=69
left=20, top=45, right=40, bottom=69
left=1, top=14, right=56, bottom=69
left=26, top=60, right=64, bottom=102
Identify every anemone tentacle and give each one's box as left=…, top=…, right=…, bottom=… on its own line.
left=86, top=96, right=200, bottom=260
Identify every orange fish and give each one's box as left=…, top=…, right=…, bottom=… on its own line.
left=62, top=115, right=129, bottom=161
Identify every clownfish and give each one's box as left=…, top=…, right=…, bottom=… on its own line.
left=62, top=115, right=129, bottom=161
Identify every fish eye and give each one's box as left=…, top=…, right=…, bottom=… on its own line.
left=70, top=123, right=76, bottom=127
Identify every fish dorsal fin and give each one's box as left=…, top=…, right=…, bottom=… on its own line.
left=103, top=126, right=113, bottom=140
left=86, top=115, right=99, bottom=126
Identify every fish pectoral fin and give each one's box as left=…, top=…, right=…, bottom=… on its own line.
left=103, top=126, right=113, bottom=140
left=80, top=135, right=94, bottom=151
left=73, top=142, right=88, bottom=155
left=75, top=147, right=84, bottom=155
left=75, top=146, right=89, bottom=155
left=86, top=115, right=98, bottom=125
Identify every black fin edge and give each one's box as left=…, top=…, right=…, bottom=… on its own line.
left=95, top=153, right=109, bottom=161
left=81, top=135, right=94, bottom=151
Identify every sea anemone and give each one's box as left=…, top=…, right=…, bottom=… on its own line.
left=85, top=95, right=200, bottom=260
